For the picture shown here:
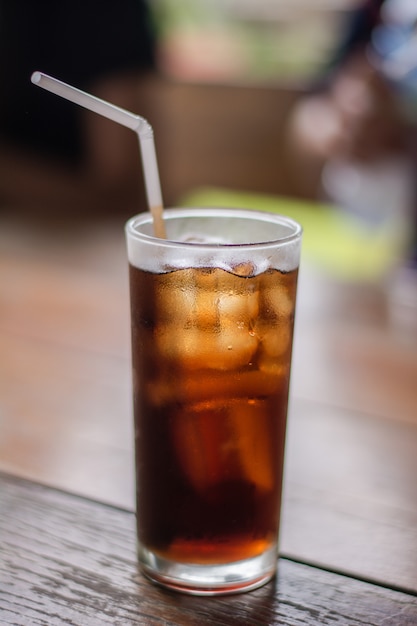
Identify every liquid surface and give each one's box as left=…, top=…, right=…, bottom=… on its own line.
left=130, top=264, right=298, bottom=564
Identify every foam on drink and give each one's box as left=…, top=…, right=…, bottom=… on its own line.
left=126, top=207, right=300, bottom=274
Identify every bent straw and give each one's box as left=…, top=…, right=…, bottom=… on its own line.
left=31, top=71, right=166, bottom=238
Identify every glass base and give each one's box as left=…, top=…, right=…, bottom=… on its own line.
left=138, top=544, right=278, bottom=596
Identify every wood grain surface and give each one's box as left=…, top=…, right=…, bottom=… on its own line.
left=2, top=472, right=417, bottom=626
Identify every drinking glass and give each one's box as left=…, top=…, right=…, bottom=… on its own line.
left=126, top=207, right=302, bottom=595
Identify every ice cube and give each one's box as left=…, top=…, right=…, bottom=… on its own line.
left=171, top=403, right=241, bottom=491
left=218, top=289, right=259, bottom=322
left=213, top=325, right=259, bottom=370
left=171, top=398, right=276, bottom=493
left=259, top=323, right=292, bottom=358
left=154, top=322, right=258, bottom=371
left=156, top=268, right=221, bottom=328
left=155, top=282, right=194, bottom=324
left=261, top=281, right=294, bottom=320
left=258, top=356, right=290, bottom=384
left=232, top=261, right=256, bottom=277
left=227, top=400, right=274, bottom=491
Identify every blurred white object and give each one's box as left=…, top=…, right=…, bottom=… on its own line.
left=382, top=0, right=417, bottom=26
left=322, top=156, right=417, bottom=334
left=322, top=156, right=414, bottom=230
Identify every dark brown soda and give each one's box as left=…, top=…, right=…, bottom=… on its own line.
left=129, top=264, right=298, bottom=564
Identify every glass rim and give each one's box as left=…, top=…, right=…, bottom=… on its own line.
left=125, top=207, right=303, bottom=250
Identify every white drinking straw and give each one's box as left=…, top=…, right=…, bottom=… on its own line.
left=31, top=71, right=166, bottom=238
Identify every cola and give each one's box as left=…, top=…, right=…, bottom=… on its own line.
left=129, top=263, right=298, bottom=565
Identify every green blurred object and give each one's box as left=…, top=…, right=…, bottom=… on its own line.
left=152, top=0, right=343, bottom=83
left=181, top=188, right=406, bottom=282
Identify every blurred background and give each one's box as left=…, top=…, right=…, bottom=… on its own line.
left=0, top=0, right=416, bottom=304
left=0, top=0, right=369, bottom=213
left=152, top=0, right=355, bottom=84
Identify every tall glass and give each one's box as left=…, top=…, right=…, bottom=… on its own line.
left=125, top=207, right=302, bottom=595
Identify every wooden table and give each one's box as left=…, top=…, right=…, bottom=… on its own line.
left=1, top=212, right=416, bottom=624
left=2, top=471, right=417, bottom=625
